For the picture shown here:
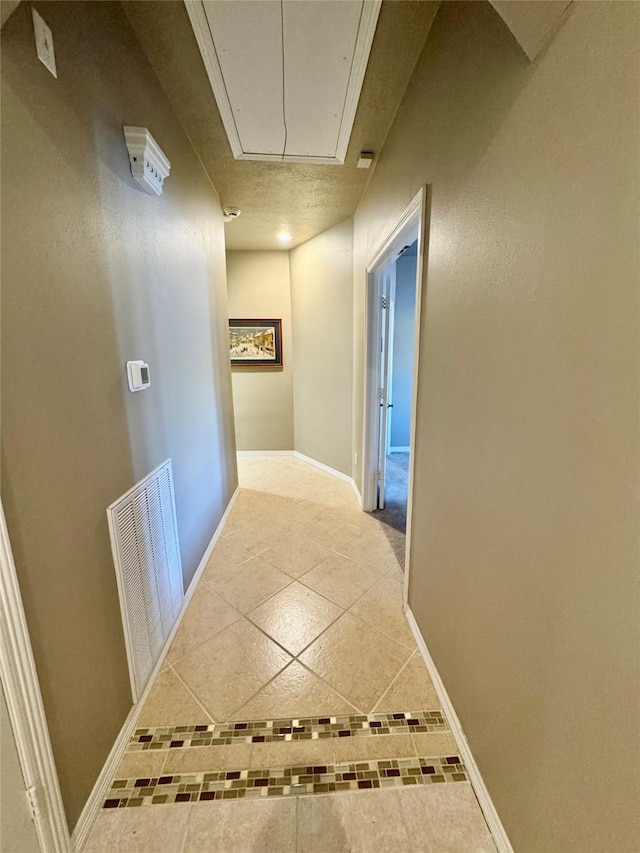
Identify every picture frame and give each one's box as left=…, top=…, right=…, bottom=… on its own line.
left=228, top=318, right=283, bottom=367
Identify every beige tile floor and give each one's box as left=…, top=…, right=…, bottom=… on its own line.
left=83, top=456, right=496, bottom=852
left=85, top=786, right=496, bottom=853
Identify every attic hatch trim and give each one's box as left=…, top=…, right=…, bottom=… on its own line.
left=184, top=0, right=381, bottom=166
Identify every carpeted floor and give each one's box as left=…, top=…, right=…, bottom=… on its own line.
left=372, top=452, right=409, bottom=565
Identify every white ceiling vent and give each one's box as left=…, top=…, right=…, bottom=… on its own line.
left=185, top=0, right=381, bottom=165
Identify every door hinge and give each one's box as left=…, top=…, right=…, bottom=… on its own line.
left=26, top=785, right=41, bottom=823
left=378, top=388, right=385, bottom=403
left=379, top=296, right=388, bottom=310
left=374, top=470, right=383, bottom=481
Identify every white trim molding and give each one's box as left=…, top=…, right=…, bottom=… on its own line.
left=405, top=606, right=514, bottom=853
left=366, top=188, right=424, bottom=274
left=361, top=188, right=425, bottom=516
left=293, top=451, right=352, bottom=484
left=361, top=186, right=427, bottom=619
left=403, top=186, right=431, bottom=600
left=237, top=451, right=361, bottom=501
left=293, top=452, right=363, bottom=506
left=333, top=0, right=382, bottom=164
left=184, top=0, right=381, bottom=166
left=236, top=450, right=295, bottom=457
left=71, top=488, right=240, bottom=852
left=0, top=501, right=71, bottom=852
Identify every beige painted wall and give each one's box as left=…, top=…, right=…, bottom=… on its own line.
left=1, top=681, right=40, bottom=853
left=353, top=2, right=639, bottom=851
left=0, top=1, right=20, bottom=28
left=490, top=0, right=573, bottom=60
left=226, top=252, right=294, bottom=451
left=290, top=220, right=353, bottom=475
left=1, top=1, right=236, bottom=828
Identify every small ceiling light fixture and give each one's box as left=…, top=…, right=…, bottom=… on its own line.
left=277, top=233, right=293, bottom=244
left=357, top=151, right=374, bottom=169
left=223, top=206, right=241, bottom=223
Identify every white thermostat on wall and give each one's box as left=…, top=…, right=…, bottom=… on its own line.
left=127, top=361, right=151, bottom=392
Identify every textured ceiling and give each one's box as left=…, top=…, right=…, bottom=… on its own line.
left=122, top=1, right=440, bottom=250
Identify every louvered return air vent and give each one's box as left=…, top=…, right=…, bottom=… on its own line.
left=107, top=460, right=184, bottom=701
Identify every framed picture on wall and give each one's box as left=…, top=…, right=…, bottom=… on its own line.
left=228, top=319, right=283, bottom=367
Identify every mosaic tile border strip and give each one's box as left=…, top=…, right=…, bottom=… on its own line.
left=104, top=754, right=466, bottom=808
left=129, top=711, right=448, bottom=752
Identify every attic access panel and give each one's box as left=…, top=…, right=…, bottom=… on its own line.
left=185, top=0, right=381, bottom=165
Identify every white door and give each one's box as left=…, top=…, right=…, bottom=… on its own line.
left=385, top=274, right=397, bottom=457
left=376, top=265, right=394, bottom=509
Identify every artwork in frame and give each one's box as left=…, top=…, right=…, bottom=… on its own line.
left=228, top=319, right=283, bottom=367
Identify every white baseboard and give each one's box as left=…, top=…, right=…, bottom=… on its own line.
left=389, top=446, right=410, bottom=453
left=237, top=450, right=362, bottom=504
left=292, top=453, right=363, bottom=508
left=292, top=451, right=352, bottom=484
left=405, top=607, right=513, bottom=853
left=71, top=488, right=240, bottom=852
left=237, top=450, right=294, bottom=457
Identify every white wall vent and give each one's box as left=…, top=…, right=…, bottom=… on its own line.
left=107, top=459, right=184, bottom=701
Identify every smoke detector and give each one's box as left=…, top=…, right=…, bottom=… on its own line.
left=223, top=206, right=241, bottom=223
left=356, top=151, right=374, bottom=169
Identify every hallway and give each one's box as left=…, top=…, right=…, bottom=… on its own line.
left=83, top=457, right=495, bottom=851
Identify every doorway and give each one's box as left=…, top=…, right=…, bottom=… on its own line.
left=378, top=240, right=418, bottom=533
left=361, top=188, right=428, bottom=577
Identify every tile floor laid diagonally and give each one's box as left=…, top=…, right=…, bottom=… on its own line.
left=83, top=456, right=497, bottom=852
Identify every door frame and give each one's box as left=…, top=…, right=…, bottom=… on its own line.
left=375, top=263, right=394, bottom=510
left=384, top=271, right=397, bottom=458
left=0, top=500, right=70, bottom=852
left=361, top=186, right=431, bottom=597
